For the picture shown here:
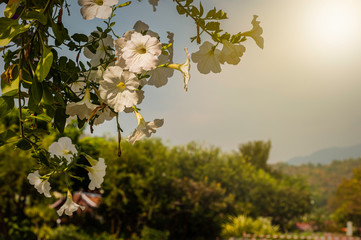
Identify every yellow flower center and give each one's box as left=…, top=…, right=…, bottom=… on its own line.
left=95, top=0, right=104, bottom=5
left=63, top=149, right=70, bottom=155
left=117, top=82, right=126, bottom=90
left=137, top=47, right=147, bottom=54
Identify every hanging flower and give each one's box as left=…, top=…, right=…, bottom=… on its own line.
left=218, top=40, right=246, bottom=65
left=27, top=171, right=51, bottom=198
left=99, top=66, right=141, bottom=112
left=70, top=78, right=86, bottom=97
left=83, top=32, right=114, bottom=66
left=57, top=190, right=85, bottom=216
left=66, top=88, right=97, bottom=120
left=191, top=41, right=221, bottom=74
left=127, top=111, right=164, bottom=144
left=88, top=65, right=104, bottom=83
left=167, top=48, right=190, bottom=91
left=85, top=156, right=107, bottom=190
left=121, top=32, right=162, bottom=73
left=78, top=0, right=119, bottom=20
left=48, top=137, right=78, bottom=165
left=148, top=54, right=174, bottom=88
left=241, top=15, right=264, bottom=49
left=93, top=105, right=117, bottom=125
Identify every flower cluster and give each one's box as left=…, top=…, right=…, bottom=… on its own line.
left=12, top=0, right=264, bottom=218
left=65, top=18, right=190, bottom=144
left=28, top=137, right=107, bottom=216
left=192, top=15, right=263, bottom=74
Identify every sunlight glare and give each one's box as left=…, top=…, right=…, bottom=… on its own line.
left=309, top=0, right=361, bottom=48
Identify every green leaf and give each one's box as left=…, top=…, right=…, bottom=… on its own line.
left=1, top=75, right=19, bottom=94
left=42, top=83, right=54, bottom=104
left=205, top=21, right=220, bottom=31
left=71, top=33, right=88, bottom=43
left=27, top=113, right=52, bottom=122
left=38, top=151, right=50, bottom=167
left=54, top=107, right=66, bottom=133
left=22, top=10, right=47, bottom=25
left=199, top=2, right=204, bottom=17
left=51, top=21, right=69, bottom=45
left=0, top=129, right=17, bottom=146
left=206, top=8, right=216, bottom=19
left=4, top=0, right=21, bottom=18
left=0, top=96, right=14, bottom=119
left=90, top=32, right=100, bottom=38
left=190, top=6, right=199, bottom=16
left=176, top=5, right=186, bottom=15
left=35, top=45, right=53, bottom=82
left=0, top=18, right=16, bottom=33
left=184, top=0, right=193, bottom=7
left=28, top=95, right=42, bottom=113
left=16, top=138, right=32, bottom=150
left=0, top=20, right=30, bottom=46
left=2, top=89, right=18, bottom=97
left=31, top=78, right=43, bottom=104
left=115, top=1, right=131, bottom=9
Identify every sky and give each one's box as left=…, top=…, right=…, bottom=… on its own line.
left=2, top=0, right=361, bottom=163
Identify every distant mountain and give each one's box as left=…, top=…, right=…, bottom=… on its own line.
left=287, top=143, right=361, bottom=165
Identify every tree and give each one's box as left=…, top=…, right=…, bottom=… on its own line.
left=330, top=167, right=361, bottom=227
left=239, top=140, right=271, bottom=170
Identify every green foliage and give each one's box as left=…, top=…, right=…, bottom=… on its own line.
left=221, top=215, right=279, bottom=238
left=173, top=0, right=245, bottom=44
left=140, top=226, right=169, bottom=240
left=239, top=140, right=272, bottom=170
left=51, top=225, right=91, bottom=240
left=0, top=112, right=311, bottom=238
left=330, top=166, right=361, bottom=227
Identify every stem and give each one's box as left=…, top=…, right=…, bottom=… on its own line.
left=174, top=0, right=218, bottom=42
left=116, top=114, right=122, bottom=157
left=18, top=37, right=25, bottom=138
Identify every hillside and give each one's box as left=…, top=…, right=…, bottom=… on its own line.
left=287, top=143, right=361, bottom=165
left=273, top=158, right=361, bottom=209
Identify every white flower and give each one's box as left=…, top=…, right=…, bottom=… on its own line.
left=121, top=32, right=162, bottom=73
left=218, top=40, right=246, bottom=65
left=127, top=111, right=164, bottom=144
left=66, top=88, right=97, bottom=120
left=93, top=105, right=117, bottom=125
left=57, top=190, right=85, bottom=216
left=99, top=66, right=141, bottom=112
left=27, top=171, right=51, bottom=198
left=71, top=78, right=86, bottom=97
left=191, top=41, right=221, bottom=74
left=167, top=48, right=191, bottom=91
left=114, top=31, right=133, bottom=69
left=114, top=22, right=159, bottom=70
left=48, top=137, right=78, bottom=165
left=241, top=15, right=264, bottom=49
left=88, top=65, right=104, bottom=83
left=78, top=0, right=118, bottom=20
left=85, top=156, right=107, bottom=190
left=148, top=54, right=174, bottom=88
left=84, top=32, right=114, bottom=66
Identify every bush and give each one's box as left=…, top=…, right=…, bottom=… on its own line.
left=221, top=215, right=279, bottom=239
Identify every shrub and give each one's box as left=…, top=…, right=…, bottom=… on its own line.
left=221, top=215, right=279, bottom=239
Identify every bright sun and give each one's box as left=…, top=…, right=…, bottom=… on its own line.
left=308, top=0, right=361, bottom=48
